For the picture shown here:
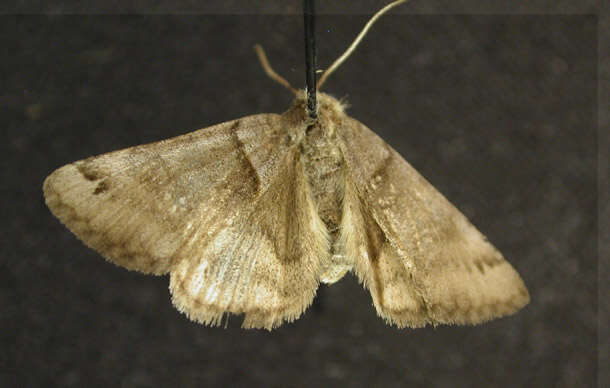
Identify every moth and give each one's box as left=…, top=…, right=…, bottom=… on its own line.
left=43, top=2, right=529, bottom=330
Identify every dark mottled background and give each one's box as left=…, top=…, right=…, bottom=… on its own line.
left=3, top=1, right=606, bottom=387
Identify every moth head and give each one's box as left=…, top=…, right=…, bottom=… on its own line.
left=285, top=90, right=348, bottom=129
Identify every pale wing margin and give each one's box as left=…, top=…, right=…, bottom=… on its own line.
left=43, top=113, right=285, bottom=275
left=338, top=117, right=530, bottom=327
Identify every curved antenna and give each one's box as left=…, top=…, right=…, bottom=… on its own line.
left=254, top=44, right=298, bottom=95
left=317, top=0, right=411, bottom=89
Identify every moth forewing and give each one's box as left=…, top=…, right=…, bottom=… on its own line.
left=337, top=114, right=530, bottom=326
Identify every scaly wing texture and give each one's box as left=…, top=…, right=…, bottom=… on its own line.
left=169, top=150, right=329, bottom=329
left=44, top=114, right=282, bottom=274
left=338, top=117, right=530, bottom=328
left=44, top=113, right=328, bottom=329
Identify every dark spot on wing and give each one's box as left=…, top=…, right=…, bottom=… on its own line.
left=77, top=161, right=103, bottom=181
left=93, top=180, right=109, bottom=195
left=473, top=254, right=504, bottom=274
left=474, top=260, right=485, bottom=274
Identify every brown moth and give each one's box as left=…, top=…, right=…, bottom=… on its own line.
left=43, top=1, right=529, bottom=330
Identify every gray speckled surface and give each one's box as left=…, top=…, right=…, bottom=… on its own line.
left=3, top=5, right=601, bottom=388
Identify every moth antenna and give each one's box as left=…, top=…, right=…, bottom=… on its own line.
left=254, top=44, right=298, bottom=95
left=316, top=0, right=411, bottom=89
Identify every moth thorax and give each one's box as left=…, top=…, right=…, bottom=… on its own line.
left=301, top=121, right=345, bottom=242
